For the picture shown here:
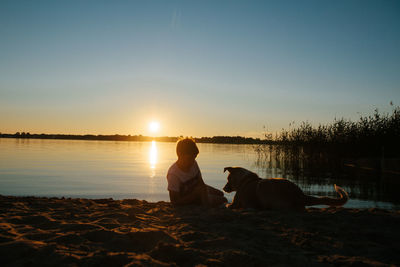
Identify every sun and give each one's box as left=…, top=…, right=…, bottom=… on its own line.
left=148, top=121, right=160, bottom=133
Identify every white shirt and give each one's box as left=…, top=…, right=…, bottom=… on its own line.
left=166, top=160, right=202, bottom=193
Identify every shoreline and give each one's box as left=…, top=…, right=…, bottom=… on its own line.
left=1, top=195, right=399, bottom=266
left=2, top=193, right=400, bottom=211
left=1, top=135, right=266, bottom=145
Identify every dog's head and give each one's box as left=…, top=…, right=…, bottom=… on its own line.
left=223, top=167, right=259, bottom=193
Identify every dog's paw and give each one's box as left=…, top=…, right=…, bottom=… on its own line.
left=226, top=203, right=237, bottom=209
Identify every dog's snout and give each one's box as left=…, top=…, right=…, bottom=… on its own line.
left=223, top=183, right=232, bottom=193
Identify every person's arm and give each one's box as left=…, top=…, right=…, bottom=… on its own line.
left=197, top=171, right=206, bottom=186
left=194, top=162, right=206, bottom=186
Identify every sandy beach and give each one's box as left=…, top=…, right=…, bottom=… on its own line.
left=0, top=195, right=399, bottom=266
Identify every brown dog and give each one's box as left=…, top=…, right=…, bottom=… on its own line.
left=223, top=167, right=348, bottom=211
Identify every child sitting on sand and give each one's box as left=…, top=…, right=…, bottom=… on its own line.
left=166, top=138, right=227, bottom=207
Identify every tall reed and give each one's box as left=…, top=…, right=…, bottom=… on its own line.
left=271, top=106, right=399, bottom=157
left=256, top=106, right=400, bottom=178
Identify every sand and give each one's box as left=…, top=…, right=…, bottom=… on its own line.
left=0, top=195, right=399, bottom=266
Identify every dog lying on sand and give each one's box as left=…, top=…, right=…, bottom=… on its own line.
left=223, top=167, right=348, bottom=211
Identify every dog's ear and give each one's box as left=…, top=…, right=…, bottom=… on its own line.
left=224, top=167, right=234, bottom=173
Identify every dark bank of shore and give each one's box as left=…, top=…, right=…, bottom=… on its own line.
left=1, top=195, right=399, bottom=266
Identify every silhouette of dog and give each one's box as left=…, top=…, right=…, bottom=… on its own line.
left=223, top=167, right=348, bottom=211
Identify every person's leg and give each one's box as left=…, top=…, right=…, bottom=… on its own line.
left=206, top=184, right=224, bottom=196
left=204, top=185, right=227, bottom=207
left=207, top=194, right=228, bottom=207
left=196, top=184, right=227, bottom=207
left=199, top=184, right=211, bottom=206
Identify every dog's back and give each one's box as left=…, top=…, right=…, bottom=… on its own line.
left=256, top=178, right=307, bottom=211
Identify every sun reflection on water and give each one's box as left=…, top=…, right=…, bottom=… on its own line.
left=149, top=140, right=158, bottom=178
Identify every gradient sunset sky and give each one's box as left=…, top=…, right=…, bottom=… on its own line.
left=1, top=0, right=399, bottom=138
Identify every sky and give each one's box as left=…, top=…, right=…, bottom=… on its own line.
left=1, top=0, right=399, bottom=138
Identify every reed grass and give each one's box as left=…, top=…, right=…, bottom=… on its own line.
left=268, top=106, right=399, bottom=157
left=255, top=106, right=400, bottom=178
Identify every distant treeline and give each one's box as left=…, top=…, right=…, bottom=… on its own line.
left=0, top=132, right=265, bottom=145
left=196, top=136, right=264, bottom=144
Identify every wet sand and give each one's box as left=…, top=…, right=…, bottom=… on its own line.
left=0, top=195, right=399, bottom=266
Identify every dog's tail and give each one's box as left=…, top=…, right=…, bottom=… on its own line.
left=304, top=185, right=349, bottom=207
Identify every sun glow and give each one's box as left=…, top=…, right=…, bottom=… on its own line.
left=148, top=121, right=160, bottom=133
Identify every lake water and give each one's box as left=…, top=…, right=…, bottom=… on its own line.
left=1, top=138, right=398, bottom=210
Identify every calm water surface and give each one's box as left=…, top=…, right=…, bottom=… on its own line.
left=0, top=138, right=398, bottom=209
